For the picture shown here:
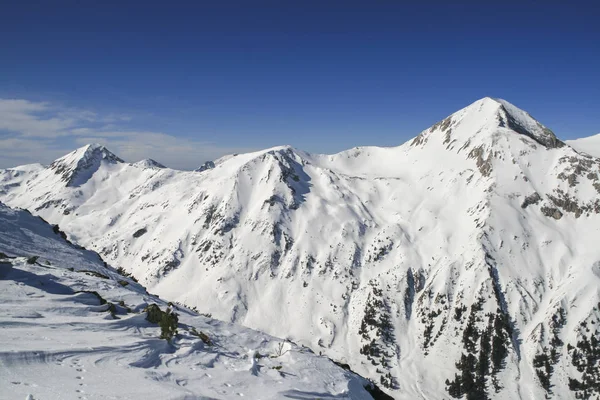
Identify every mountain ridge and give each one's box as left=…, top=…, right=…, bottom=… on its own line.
left=0, top=201, right=376, bottom=400
left=1, top=97, right=599, bottom=399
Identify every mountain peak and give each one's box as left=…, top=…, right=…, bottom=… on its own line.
left=84, top=142, right=107, bottom=151
left=49, top=143, right=124, bottom=187
left=66, top=143, right=121, bottom=159
left=412, top=97, right=564, bottom=150
left=195, top=160, right=215, bottom=172
left=133, top=158, right=166, bottom=169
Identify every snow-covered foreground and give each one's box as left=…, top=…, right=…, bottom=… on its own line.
left=0, top=203, right=375, bottom=400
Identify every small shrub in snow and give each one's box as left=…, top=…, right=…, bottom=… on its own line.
left=78, top=269, right=109, bottom=279
left=52, top=224, right=68, bottom=240
left=116, top=266, right=138, bottom=282
left=271, top=342, right=290, bottom=358
left=144, top=304, right=162, bottom=323
left=159, top=309, right=178, bottom=341
left=144, top=304, right=179, bottom=341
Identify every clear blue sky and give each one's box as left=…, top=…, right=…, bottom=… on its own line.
left=1, top=1, right=599, bottom=168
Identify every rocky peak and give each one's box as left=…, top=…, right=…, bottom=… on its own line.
left=133, top=159, right=166, bottom=169
left=49, top=143, right=124, bottom=187
left=412, top=97, right=564, bottom=150
left=195, top=161, right=215, bottom=172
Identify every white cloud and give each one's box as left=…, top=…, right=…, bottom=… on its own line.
left=0, top=137, right=72, bottom=167
left=0, top=98, right=256, bottom=169
left=72, top=132, right=253, bottom=170
left=0, top=99, right=75, bottom=138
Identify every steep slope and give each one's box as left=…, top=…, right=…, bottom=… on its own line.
left=0, top=202, right=375, bottom=400
left=1, top=97, right=600, bottom=399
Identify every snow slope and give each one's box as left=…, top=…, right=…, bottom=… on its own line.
left=567, top=133, right=600, bottom=158
left=2, top=97, right=600, bottom=399
left=0, top=202, right=375, bottom=400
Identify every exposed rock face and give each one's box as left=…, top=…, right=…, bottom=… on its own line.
left=49, top=144, right=124, bottom=187
left=496, top=101, right=565, bottom=149
left=521, top=192, right=542, bottom=209
left=195, top=161, right=215, bottom=172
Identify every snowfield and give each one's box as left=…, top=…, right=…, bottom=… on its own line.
left=1, top=97, right=600, bottom=399
left=0, top=203, right=376, bottom=400
left=567, top=133, right=600, bottom=158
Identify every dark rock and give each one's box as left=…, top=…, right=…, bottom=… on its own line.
left=27, top=256, right=39, bottom=264
left=521, top=193, right=542, bottom=209
left=468, top=145, right=493, bottom=177
left=541, top=206, right=563, bottom=220
left=133, top=228, right=147, bottom=238
left=195, top=161, right=215, bottom=172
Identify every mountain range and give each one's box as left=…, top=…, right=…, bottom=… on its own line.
left=2, top=97, right=600, bottom=399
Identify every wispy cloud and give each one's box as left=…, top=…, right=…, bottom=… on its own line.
left=0, top=98, right=255, bottom=169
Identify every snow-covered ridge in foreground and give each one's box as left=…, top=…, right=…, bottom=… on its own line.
left=2, top=97, right=600, bottom=399
left=0, top=203, right=376, bottom=400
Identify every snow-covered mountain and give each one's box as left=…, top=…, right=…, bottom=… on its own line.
left=2, top=97, right=600, bottom=399
left=0, top=202, right=377, bottom=399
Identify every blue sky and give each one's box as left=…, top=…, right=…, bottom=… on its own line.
left=1, top=1, right=599, bottom=169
